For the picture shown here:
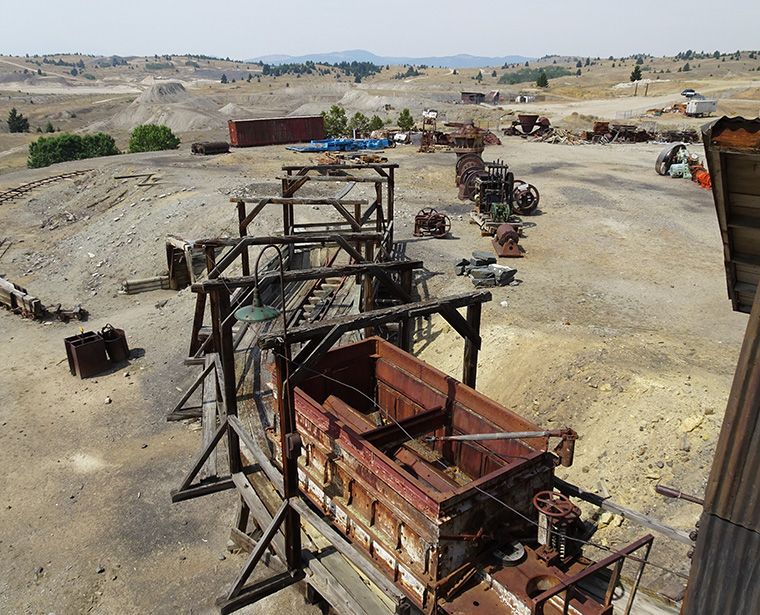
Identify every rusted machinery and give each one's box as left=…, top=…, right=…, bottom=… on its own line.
left=502, top=114, right=552, bottom=137
left=267, top=337, right=653, bottom=615
left=655, top=143, right=711, bottom=189
left=455, top=154, right=539, bottom=216
left=492, top=223, right=521, bottom=257
left=413, top=208, right=452, bottom=238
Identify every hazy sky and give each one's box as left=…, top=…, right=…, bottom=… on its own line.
left=2, top=0, right=758, bottom=60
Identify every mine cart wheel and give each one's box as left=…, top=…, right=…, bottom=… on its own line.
left=429, top=213, right=451, bottom=238
left=512, top=183, right=540, bottom=215
left=417, top=207, right=439, bottom=217
left=533, top=491, right=574, bottom=518
left=655, top=142, right=687, bottom=176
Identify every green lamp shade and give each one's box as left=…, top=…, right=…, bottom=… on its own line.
left=234, top=289, right=281, bottom=322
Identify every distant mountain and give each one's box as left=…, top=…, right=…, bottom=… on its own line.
left=247, top=49, right=533, bottom=69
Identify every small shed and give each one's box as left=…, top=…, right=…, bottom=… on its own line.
left=460, top=92, right=485, bottom=105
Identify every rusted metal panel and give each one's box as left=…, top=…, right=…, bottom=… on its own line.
left=282, top=337, right=561, bottom=611
left=702, top=117, right=760, bottom=313
left=228, top=116, right=325, bottom=147
left=702, top=285, right=760, bottom=529
left=683, top=512, right=760, bottom=614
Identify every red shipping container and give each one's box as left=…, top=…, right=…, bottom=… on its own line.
left=228, top=116, right=325, bottom=147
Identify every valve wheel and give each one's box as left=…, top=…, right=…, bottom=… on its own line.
left=533, top=490, right=574, bottom=518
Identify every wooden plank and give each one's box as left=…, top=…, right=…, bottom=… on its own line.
left=167, top=359, right=215, bottom=417
left=200, top=355, right=219, bottom=480
left=275, top=175, right=389, bottom=184
left=226, top=499, right=291, bottom=599
left=194, top=260, right=423, bottom=292
left=231, top=472, right=287, bottom=558
left=554, top=477, right=693, bottom=545
left=194, top=232, right=383, bottom=248
left=258, top=291, right=493, bottom=350
left=290, top=498, right=408, bottom=609
left=228, top=197, right=367, bottom=206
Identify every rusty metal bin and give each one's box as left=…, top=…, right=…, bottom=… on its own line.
left=101, top=324, right=130, bottom=362
left=64, top=331, right=109, bottom=378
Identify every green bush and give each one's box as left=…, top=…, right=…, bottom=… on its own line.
left=145, top=62, right=173, bottom=70
left=397, top=108, right=414, bottom=131
left=83, top=73, right=95, bottom=80
left=27, top=133, right=120, bottom=168
left=128, top=124, right=180, bottom=153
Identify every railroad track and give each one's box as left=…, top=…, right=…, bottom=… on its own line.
left=0, top=169, right=91, bottom=204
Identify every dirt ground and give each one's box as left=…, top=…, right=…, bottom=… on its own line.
left=0, top=126, right=749, bottom=613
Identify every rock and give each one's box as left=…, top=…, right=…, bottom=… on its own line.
left=682, top=415, right=703, bottom=432
left=96, top=565, right=105, bottom=574
left=218, top=555, right=226, bottom=561
left=104, top=397, right=112, bottom=405
left=656, top=460, right=664, bottom=469
left=472, top=251, right=496, bottom=264
left=679, top=433, right=691, bottom=452
left=598, top=511, right=614, bottom=527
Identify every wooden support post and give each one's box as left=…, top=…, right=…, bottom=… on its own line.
left=274, top=341, right=301, bottom=570
left=363, top=240, right=374, bottom=337
left=387, top=166, right=395, bottom=246
left=237, top=201, right=250, bottom=277
left=209, top=288, right=241, bottom=473
left=400, top=269, right=414, bottom=352
left=462, top=302, right=481, bottom=389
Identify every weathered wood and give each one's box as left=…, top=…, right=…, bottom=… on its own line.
left=194, top=260, right=423, bottom=292
left=287, top=324, right=346, bottom=390
left=170, top=477, right=235, bottom=502
left=462, top=302, right=482, bottom=389
left=209, top=289, right=241, bottom=473
left=121, top=276, right=171, bottom=294
left=290, top=497, right=408, bottom=608
left=226, top=499, right=291, bottom=600
left=228, top=416, right=284, bottom=492
left=195, top=232, right=383, bottom=248
left=220, top=570, right=303, bottom=615
left=167, top=359, right=215, bottom=418
left=227, top=197, right=367, bottom=206
left=276, top=175, right=389, bottom=184
left=258, top=291, right=492, bottom=350
left=554, top=477, right=693, bottom=545
left=281, top=163, right=399, bottom=172
left=175, top=419, right=229, bottom=494
left=231, top=472, right=287, bottom=558
left=201, top=355, right=219, bottom=480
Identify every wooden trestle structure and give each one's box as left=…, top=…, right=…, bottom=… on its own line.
left=167, top=163, right=491, bottom=614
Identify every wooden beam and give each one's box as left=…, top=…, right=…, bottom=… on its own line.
left=286, top=324, right=347, bottom=390
left=195, top=232, right=383, bottom=248
left=462, top=302, right=482, bottom=388
left=281, top=163, right=399, bottom=171
left=193, top=260, right=423, bottom=292
left=166, top=359, right=215, bottom=417
left=258, top=291, right=492, bottom=350
left=226, top=197, right=367, bottom=206
left=220, top=570, right=303, bottom=615
left=275, top=175, right=389, bottom=184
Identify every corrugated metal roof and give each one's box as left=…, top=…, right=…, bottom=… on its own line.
left=682, top=513, right=760, bottom=614
left=702, top=117, right=760, bottom=313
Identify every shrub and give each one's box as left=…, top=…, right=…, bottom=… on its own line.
left=128, top=124, right=180, bottom=153
left=27, top=133, right=120, bottom=168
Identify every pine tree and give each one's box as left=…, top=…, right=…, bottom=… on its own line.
left=630, top=65, right=642, bottom=81
left=536, top=71, right=548, bottom=88
left=220, top=73, right=228, bottom=84
left=7, top=108, right=30, bottom=133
